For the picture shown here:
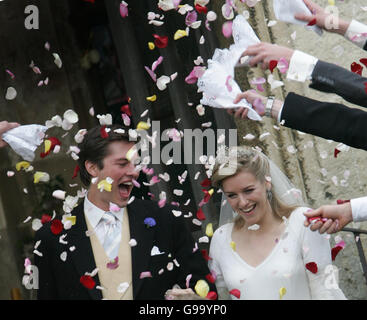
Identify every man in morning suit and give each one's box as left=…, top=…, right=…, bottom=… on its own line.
left=34, top=125, right=216, bottom=300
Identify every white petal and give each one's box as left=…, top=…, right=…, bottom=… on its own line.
left=63, top=109, right=79, bottom=124
left=5, top=87, right=17, bottom=100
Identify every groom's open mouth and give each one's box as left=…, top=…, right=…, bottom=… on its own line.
left=118, top=181, right=133, bottom=199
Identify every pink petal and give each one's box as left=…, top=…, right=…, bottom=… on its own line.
left=185, top=11, right=198, bottom=27
left=222, top=21, right=233, bottom=38
left=277, top=58, right=289, bottom=74
left=152, top=56, right=164, bottom=72
left=132, top=179, right=141, bottom=188
left=225, top=75, right=233, bottom=92
left=256, top=84, right=264, bottom=92
left=122, top=113, right=131, bottom=126
left=144, top=66, right=157, bottom=82
left=253, top=98, right=265, bottom=114
left=107, top=257, right=119, bottom=269
left=139, top=271, right=152, bottom=279
left=6, top=69, right=15, bottom=79
left=158, top=199, right=167, bottom=208
left=186, top=274, right=192, bottom=288
left=120, top=1, right=128, bottom=18
left=149, top=176, right=161, bottom=185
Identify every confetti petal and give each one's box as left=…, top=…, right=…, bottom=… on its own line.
left=229, top=288, right=241, bottom=299
left=80, top=275, right=96, bottom=290
left=194, top=279, right=209, bottom=298
left=305, top=262, right=318, bottom=274
left=119, top=1, right=128, bottom=18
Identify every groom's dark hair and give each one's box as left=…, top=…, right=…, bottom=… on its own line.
left=77, top=125, right=132, bottom=186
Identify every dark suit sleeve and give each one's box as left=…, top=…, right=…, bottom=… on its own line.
left=171, top=213, right=217, bottom=295
left=310, top=60, right=367, bottom=107
left=281, top=92, right=367, bottom=151
left=34, top=224, right=58, bottom=299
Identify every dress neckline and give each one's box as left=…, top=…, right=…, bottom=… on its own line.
left=227, top=220, right=289, bottom=270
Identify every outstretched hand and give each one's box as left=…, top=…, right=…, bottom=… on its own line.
left=303, top=202, right=353, bottom=234
left=242, top=42, right=294, bottom=70
left=0, top=121, right=20, bottom=148
left=227, top=90, right=267, bottom=119
left=295, top=0, right=349, bottom=35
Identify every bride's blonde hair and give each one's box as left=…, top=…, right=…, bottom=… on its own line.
left=211, top=146, right=299, bottom=229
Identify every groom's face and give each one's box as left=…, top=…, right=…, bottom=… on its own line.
left=87, top=140, right=140, bottom=209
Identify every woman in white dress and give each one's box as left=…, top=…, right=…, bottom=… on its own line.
left=208, top=146, right=346, bottom=300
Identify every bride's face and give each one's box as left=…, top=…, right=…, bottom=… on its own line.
left=222, top=170, right=271, bottom=225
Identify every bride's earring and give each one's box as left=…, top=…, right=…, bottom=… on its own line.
left=266, top=189, right=273, bottom=202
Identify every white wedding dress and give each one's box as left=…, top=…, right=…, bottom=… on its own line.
left=209, top=207, right=347, bottom=300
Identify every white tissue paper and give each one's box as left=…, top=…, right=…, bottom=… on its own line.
left=197, top=15, right=262, bottom=121
left=273, top=0, right=323, bottom=36
left=2, top=124, right=48, bottom=161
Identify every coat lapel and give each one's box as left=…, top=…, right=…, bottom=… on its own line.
left=67, top=203, right=103, bottom=300
left=128, top=200, right=156, bottom=299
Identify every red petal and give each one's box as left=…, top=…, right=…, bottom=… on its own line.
left=50, top=219, right=63, bottom=235
left=364, top=82, right=367, bottom=94
left=80, top=275, right=96, bottom=289
left=40, top=151, right=50, bottom=158
left=100, top=125, right=109, bottom=139
left=307, top=18, right=317, bottom=26
left=153, top=34, right=168, bottom=49
left=305, top=262, right=318, bottom=274
left=336, top=199, right=350, bottom=205
left=205, top=273, right=215, bottom=283
left=269, top=60, right=278, bottom=73
left=121, top=104, right=132, bottom=116
left=331, top=245, right=343, bottom=261
left=72, top=165, right=80, bottom=179
left=351, top=62, right=363, bottom=76
left=201, top=249, right=212, bottom=261
left=41, top=214, right=52, bottom=224
left=229, top=288, right=241, bottom=299
left=195, top=4, right=208, bottom=14
left=360, top=58, right=367, bottom=68
left=196, top=208, right=206, bottom=220
left=200, top=178, right=211, bottom=187
left=48, top=137, right=61, bottom=148
left=206, top=291, right=217, bottom=300
left=334, top=148, right=341, bottom=158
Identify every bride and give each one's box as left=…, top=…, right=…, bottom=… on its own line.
left=208, top=146, right=346, bottom=300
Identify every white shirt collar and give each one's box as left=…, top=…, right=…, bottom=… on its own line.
left=84, top=193, right=125, bottom=228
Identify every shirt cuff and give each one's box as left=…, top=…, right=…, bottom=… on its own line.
left=345, top=20, right=367, bottom=48
left=277, top=103, right=284, bottom=123
left=350, top=197, right=367, bottom=222
left=287, top=50, right=319, bottom=82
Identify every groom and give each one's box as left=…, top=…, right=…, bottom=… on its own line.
left=35, top=125, right=216, bottom=300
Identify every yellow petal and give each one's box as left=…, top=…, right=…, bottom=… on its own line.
left=97, top=180, right=112, bottom=192
left=136, top=121, right=151, bottom=130
left=205, top=223, right=213, bottom=237
left=328, top=0, right=335, bottom=5
left=65, top=216, right=76, bottom=226
left=146, top=95, right=157, bottom=102
left=34, top=171, right=49, bottom=184
left=230, top=241, right=236, bottom=251
left=174, top=29, right=188, bottom=40
left=148, top=42, right=155, bottom=50
left=44, top=139, right=52, bottom=153
left=194, top=279, right=209, bottom=298
left=208, top=188, right=214, bottom=196
left=16, top=161, right=30, bottom=171
left=279, top=287, right=286, bottom=300
left=126, top=145, right=138, bottom=162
